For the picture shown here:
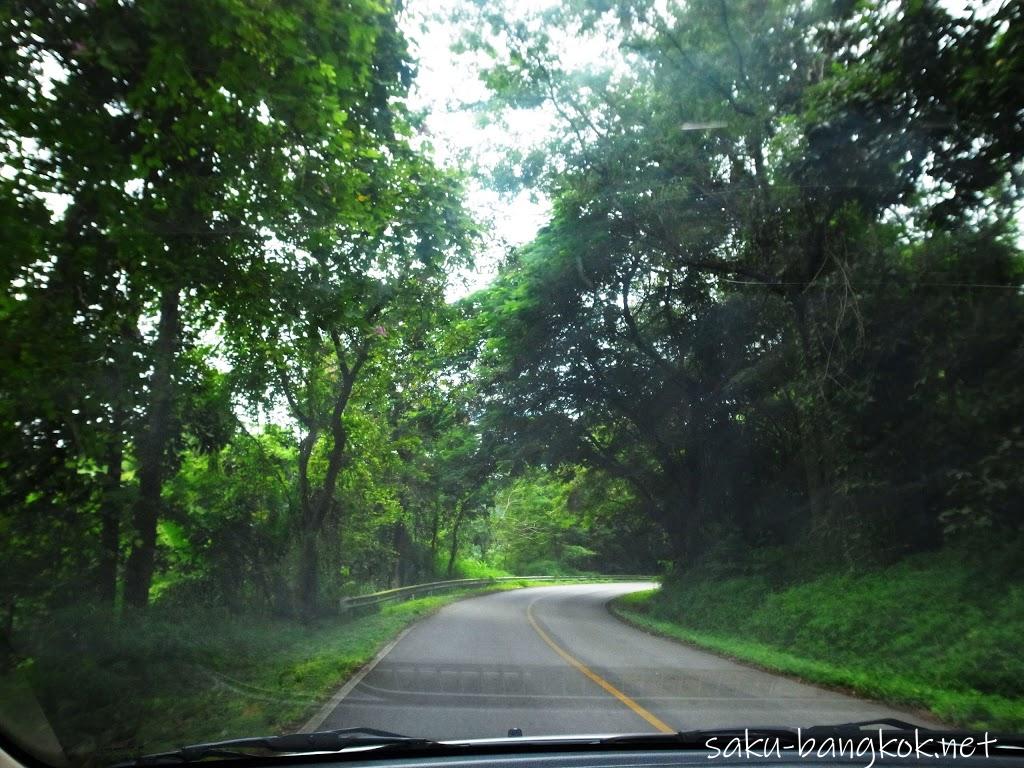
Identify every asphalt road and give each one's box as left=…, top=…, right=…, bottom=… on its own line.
left=315, top=583, right=939, bottom=739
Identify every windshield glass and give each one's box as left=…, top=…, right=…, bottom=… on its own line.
left=2, top=0, right=1022, bottom=766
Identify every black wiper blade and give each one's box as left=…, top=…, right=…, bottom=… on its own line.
left=124, top=727, right=439, bottom=765
left=803, top=718, right=931, bottom=735
left=802, top=720, right=1024, bottom=752
left=599, top=721, right=1024, bottom=757
left=598, top=722, right=936, bottom=749
left=599, top=729, right=801, bottom=748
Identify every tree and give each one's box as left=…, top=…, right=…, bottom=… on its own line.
left=468, top=0, right=1024, bottom=571
left=231, top=144, right=473, bottom=614
left=1, top=0, right=455, bottom=610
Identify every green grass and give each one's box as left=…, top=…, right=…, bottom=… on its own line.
left=16, top=581, right=549, bottom=765
left=610, top=552, right=1024, bottom=732
left=446, top=556, right=514, bottom=579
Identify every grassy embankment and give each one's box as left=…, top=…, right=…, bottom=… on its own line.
left=611, top=551, right=1024, bottom=731
left=15, top=576, right=557, bottom=764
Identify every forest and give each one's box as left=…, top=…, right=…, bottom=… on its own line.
left=1, top=0, right=1022, bottom=638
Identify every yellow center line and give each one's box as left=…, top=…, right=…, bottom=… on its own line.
left=526, top=597, right=675, bottom=734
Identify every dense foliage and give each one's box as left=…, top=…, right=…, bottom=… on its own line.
left=1, top=0, right=1023, bottom=756
left=0, top=0, right=474, bottom=620
left=468, top=0, right=1024, bottom=578
left=2, top=0, right=1022, bottom=614
left=616, top=551, right=1024, bottom=729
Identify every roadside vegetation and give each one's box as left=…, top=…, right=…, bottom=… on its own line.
left=614, top=551, right=1024, bottom=731
left=16, top=581, right=553, bottom=765
left=2, top=0, right=1023, bottom=762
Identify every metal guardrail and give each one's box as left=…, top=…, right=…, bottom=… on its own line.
left=338, top=574, right=656, bottom=614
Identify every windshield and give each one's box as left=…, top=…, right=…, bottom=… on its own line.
left=1, top=0, right=1022, bottom=766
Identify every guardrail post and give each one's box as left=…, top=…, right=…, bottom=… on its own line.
left=336, top=574, right=657, bottom=616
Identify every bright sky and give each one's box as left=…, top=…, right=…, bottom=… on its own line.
left=402, top=0, right=1003, bottom=301
left=24, top=0, right=1008, bottom=304
left=401, top=0, right=560, bottom=300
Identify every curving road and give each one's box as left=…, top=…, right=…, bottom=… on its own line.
left=312, top=583, right=939, bottom=739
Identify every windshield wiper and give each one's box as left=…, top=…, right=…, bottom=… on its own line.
left=803, top=718, right=934, bottom=735
left=598, top=728, right=804, bottom=748
left=122, top=720, right=1024, bottom=766
left=601, top=720, right=1024, bottom=755
left=123, top=727, right=440, bottom=765
left=600, top=719, right=938, bottom=746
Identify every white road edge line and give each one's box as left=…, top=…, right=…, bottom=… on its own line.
left=300, top=625, right=415, bottom=733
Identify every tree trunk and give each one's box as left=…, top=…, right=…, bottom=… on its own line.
left=294, top=424, right=320, bottom=617
left=298, top=529, right=319, bottom=618
left=290, top=334, right=372, bottom=618
left=429, top=503, right=440, bottom=562
left=2, top=600, right=14, bottom=644
left=793, top=400, right=828, bottom=533
left=124, top=286, right=180, bottom=609
left=392, top=522, right=410, bottom=587
left=446, top=504, right=465, bottom=578
left=788, top=293, right=833, bottom=535
left=681, top=455, right=704, bottom=566
left=297, top=387, right=351, bottom=618
left=97, top=422, right=123, bottom=607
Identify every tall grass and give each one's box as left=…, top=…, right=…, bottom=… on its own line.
left=445, top=556, right=513, bottom=579
left=12, top=585, right=530, bottom=766
left=613, top=551, right=1024, bottom=730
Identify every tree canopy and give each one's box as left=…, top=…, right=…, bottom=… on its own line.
left=1, top=0, right=1021, bottom=624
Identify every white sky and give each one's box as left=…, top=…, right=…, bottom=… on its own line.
left=401, top=0, right=561, bottom=300
left=24, top=0, right=1011, bottom=304
left=403, top=0, right=1001, bottom=302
